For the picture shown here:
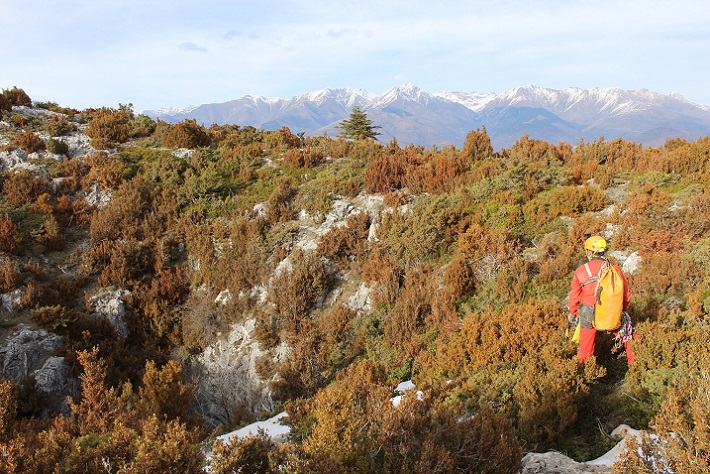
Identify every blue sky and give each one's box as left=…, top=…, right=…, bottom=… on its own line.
left=2, top=0, right=709, bottom=111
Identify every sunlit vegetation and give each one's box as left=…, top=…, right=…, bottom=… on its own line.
left=1, top=86, right=709, bottom=471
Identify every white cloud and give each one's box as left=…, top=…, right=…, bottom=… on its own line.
left=2, top=0, right=709, bottom=110
left=178, top=42, right=208, bottom=52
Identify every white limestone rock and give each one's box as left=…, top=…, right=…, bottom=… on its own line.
left=88, top=288, right=131, bottom=338
left=0, top=328, right=63, bottom=384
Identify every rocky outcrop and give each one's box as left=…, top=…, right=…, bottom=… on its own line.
left=521, top=452, right=613, bottom=473
left=87, top=288, right=131, bottom=338
left=84, top=182, right=113, bottom=209
left=33, top=355, right=78, bottom=416
left=33, top=356, right=72, bottom=396
left=0, top=288, right=23, bottom=312
left=187, top=318, right=278, bottom=428
left=0, top=327, right=63, bottom=384
left=521, top=425, right=642, bottom=473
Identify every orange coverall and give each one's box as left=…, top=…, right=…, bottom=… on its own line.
left=568, top=257, right=634, bottom=364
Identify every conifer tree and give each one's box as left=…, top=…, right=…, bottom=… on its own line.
left=336, top=107, right=381, bottom=141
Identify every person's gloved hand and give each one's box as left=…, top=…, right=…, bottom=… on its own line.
left=568, top=314, right=579, bottom=325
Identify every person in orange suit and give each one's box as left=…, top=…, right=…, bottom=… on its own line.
left=568, top=236, right=634, bottom=364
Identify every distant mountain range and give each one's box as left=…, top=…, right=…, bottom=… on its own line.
left=143, top=84, right=710, bottom=150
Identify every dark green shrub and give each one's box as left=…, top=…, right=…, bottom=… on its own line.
left=0, top=94, right=10, bottom=113
left=34, top=101, right=79, bottom=115
left=46, top=138, right=69, bottom=155
left=2, top=86, right=31, bottom=107
left=41, top=115, right=77, bottom=136
left=129, top=114, right=157, bottom=138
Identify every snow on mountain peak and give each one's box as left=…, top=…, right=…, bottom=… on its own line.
left=373, top=83, right=432, bottom=107
left=300, top=87, right=372, bottom=107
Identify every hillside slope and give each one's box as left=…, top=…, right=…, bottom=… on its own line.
left=0, top=91, right=708, bottom=472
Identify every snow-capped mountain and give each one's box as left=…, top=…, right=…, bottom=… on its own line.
left=143, top=84, right=710, bottom=150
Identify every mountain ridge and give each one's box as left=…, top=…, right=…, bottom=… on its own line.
left=144, top=84, right=710, bottom=150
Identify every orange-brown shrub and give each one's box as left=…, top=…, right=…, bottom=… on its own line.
left=11, top=131, right=45, bottom=154
left=631, top=251, right=701, bottom=301
left=85, top=107, right=130, bottom=149
left=684, top=192, right=710, bottom=238
left=325, top=137, right=350, bottom=159
left=379, top=386, right=522, bottom=474
left=29, top=304, right=76, bottom=331
left=638, top=228, right=687, bottom=255
left=382, top=190, right=408, bottom=207
left=32, top=192, right=55, bottom=216
left=566, top=214, right=607, bottom=251
left=363, top=148, right=417, bottom=193
left=622, top=183, right=671, bottom=218
left=161, top=119, right=211, bottom=149
left=424, top=300, right=566, bottom=376
left=0, top=381, right=17, bottom=446
left=40, top=214, right=66, bottom=251
left=546, top=185, right=608, bottom=217
left=569, top=162, right=598, bottom=185
left=0, top=213, right=19, bottom=254
left=267, top=248, right=329, bottom=337
left=209, top=432, right=276, bottom=474
left=282, top=146, right=325, bottom=168
left=593, top=164, right=615, bottom=189
left=9, top=114, right=25, bottom=128
left=384, top=265, right=434, bottom=357
left=459, top=223, right=519, bottom=280
left=664, top=135, right=710, bottom=177
left=415, top=300, right=605, bottom=447
left=275, top=126, right=302, bottom=149
left=617, top=329, right=710, bottom=472
left=470, top=159, right=500, bottom=182
left=443, top=255, right=475, bottom=301
left=0, top=255, right=21, bottom=293
left=92, top=238, right=152, bottom=288
left=2, top=169, right=51, bottom=208
left=314, top=303, right=357, bottom=373
left=360, top=244, right=402, bottom=306
left=405, top=147, right=469, bottom=194
left=271, top=319, right=327, bottom=400
left=510, top=134, right=563, bottom=166
left=285, top=360, right=391, bottom=473
left=13, top=347, right=206, bottom=473
left=266, top=175, right=295, bottom=223
left=157, top=266, right=190, bottom=305
left=495, top=256, right=531, bottom=303
left=317, top=211, right=370, bottom=266
left=461, top=126, right=494, bottom=163
left=535, top=250, right=574, bottom=286
left=138, top=360, right=195, bottom=421
left=19, top=280, right=43, bottom=309
left=83, top=151, right=123, bottom=188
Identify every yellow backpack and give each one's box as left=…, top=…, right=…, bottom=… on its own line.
left=583, top=259, right=625, bottom=331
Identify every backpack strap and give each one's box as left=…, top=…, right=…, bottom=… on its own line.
left=593, top=259, right=610, bottom=304
left=580, top=263, right=599, bottom=287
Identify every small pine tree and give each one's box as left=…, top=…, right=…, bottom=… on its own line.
left=337, top=107, right=381, bottom=141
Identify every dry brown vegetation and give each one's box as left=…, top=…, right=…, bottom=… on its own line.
left=1, top=89, right=709, bottom=471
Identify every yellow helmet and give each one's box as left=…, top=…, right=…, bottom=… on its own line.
left=584, top=236, right=607, bottom=252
